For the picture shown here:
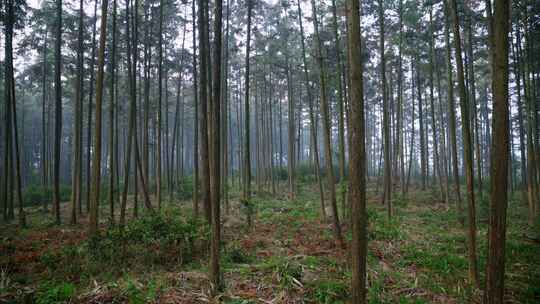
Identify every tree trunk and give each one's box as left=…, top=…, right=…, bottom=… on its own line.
left=397, top=0, right=405, bottom=196
left=379, top=0, right=392, bottom=219
left=71, top=0, right=85, bottom=225
left=156, top=0, right=164, bottom=210
left=53, top=0, right=63, bottom=225
left=484, top=0, right=510, bottom=301
left=86, top=0, right=98, bottom=215
left=417, top=55, right=426, bottom=191
left=297, top=0, right=325, bottom=218
left=192, top=0, right=200, bottom=217
left=89, top=0, right=109, bottom=236
left=310, top=0, right=343, bottom=246
left=448, top=0, right=478, bottom=286
left=444, top=0, right=463, bottom=222
left=198, top=0, right=211, bottom=223
left=108, top=0, right=117, bottom=224
left=429, top=6, right=444, bottom=202
left=209, top=0, right=223, bottom=291
left=3, top=0, right=25, bottom=226
left=242, top=0, right=253, bottom=208
left=286, top=60, right=295, bottom=200
left=346, top=0, right=367, bottom=300
left=330, top=0, right=347, bottom=208
left=466, top=7, right=483, bottom=198
left=41, top=30, right=49, bottom=213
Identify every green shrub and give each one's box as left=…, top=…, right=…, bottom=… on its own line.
left=259, top=256, right=303, bottom=290
left=311, top=280, right=349, bottom=303
left=39, top=251, right=62, bottom=273
left=367, top=208, right=403, bottom=240
left=36, top=281, right=75, bottom=304
left=179, top=176, right=194, bottom=200
left=122, top=278, right=160, bottom=304
left=23, top=184, right=70, bottom=207
left=401, top=244, right=467, bottom=275
left=86, top=213, right=210, bottom=266
left=223, top=242, right=253, bottom=264
left=296, top=163, right=317, bottom=183
left=271, top=167, right=288, bottom=181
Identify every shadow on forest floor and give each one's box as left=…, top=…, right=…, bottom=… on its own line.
left=1, top=182, right=539, bottom=303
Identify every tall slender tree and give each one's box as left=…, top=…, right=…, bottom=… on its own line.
left=89, top=0, right=110, bottom=235
left=86, top=0, right=98, bottom=214
left=242, top=0, right=253, bottom=206
left=444, top=0, right=463, bottom=222
left=3, top=0, right=25, bottom=227
left=108, top=0, right=117, bottom=223
left=192, top=0, right=199, bottom=217
left=70, top=0, right=85, bottom=225
left=428, top=5, right=444, bottom=201
left=209, top=0, right=223, bottom=290
left=296, top=0, right=325, bottom=218
left=448, top=0, right=478, bottom=285
left=310, top=0, right=343, bottom=246
left=53, top=0, right=62, bottom=224
left=378, top=0, right=391, bottom=218
left=346, top=0, right=367, bottom=300
left=198, top=0, right=211, bottom=223
left=484, top=0, right=510, bottom=302
left=330, top=0, right=346, bottom=204
left=157, top=0, right=164, bottom=210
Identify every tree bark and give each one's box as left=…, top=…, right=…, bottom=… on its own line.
left=378, top=0, right=392, bottom=219
left=198, top=0, right=211, bottom=223
left=444, top=0, right=463, bottom=222
left=71, top=0, right=85, bottom=225
left=310, top=0, right=343, bottom=246
left=484, top=0, right=510, bottom=302
left=242, top=0, right=253, bottom=207
left=108, top=0, right=117, bottom=224
left=297, top=0, right=325, bottom=218
left=53, top=0, right=63, bottom=225
left=89, top=0, right=109, bottom=236
left=448, top=0, right=478, bottom=286
left=192, top=0, right=200, bottom=217
left=346, top=0, right=367, bottom=300
left=157, top=0, right=164, bottom=210
left=209, top=0, right=223, bottom=291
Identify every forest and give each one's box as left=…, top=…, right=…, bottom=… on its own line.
left=0, top=0, right=539, bottom=302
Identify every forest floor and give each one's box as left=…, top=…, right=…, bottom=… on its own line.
left=1, top=182, right=539, bottom=303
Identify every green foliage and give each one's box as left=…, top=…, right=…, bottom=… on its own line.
left=476, top=194, right=490, bottom=221
left=398, top=297, right=429, bottom=304
left=401, top=244, right=467, bottom=276
left=223, top=242, right=253, bottom=264
left=259, top=256, right=303, bottom=290
left=39, top=251, right=62, bottom=273
left=122, top=213, right=208, bottom=247
left=40, top=244, right=86, bottom=280
left=23, top=184, right=70, bottom=206
left=368, top=274, right=387, bottom=304
left=296, top=163, right=317, bottom=183
left=368, top=208, right=403, bottom=240
left=310, top=280, right=349, bottom=303
left=36, top=281, right=75, bottom=304
left=174, top=176, right=194, bottom=201
left=85, top=213, right=211, bottom=265
left=37, top=212, right=210, bottom=290
left=287, top=203, right=319, bottom=222
left=225, top=299, right=256, bottom=304
left=271, top=167, right=288, bottom=181
left=122, top=278, right=160, bottom=304
left=240, top=198, right=256, bottom=223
